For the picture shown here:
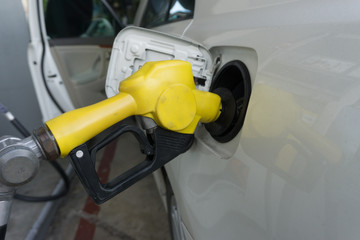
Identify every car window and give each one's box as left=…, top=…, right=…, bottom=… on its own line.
left=44, top=0, right=140, bottom=39
left=141, top=0, right=194, bottom=28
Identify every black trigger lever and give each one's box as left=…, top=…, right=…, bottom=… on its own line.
left=69, top=124, right=194, bottom=204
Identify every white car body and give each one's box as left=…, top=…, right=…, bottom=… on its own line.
left=28, top=0, right=360, bottom=240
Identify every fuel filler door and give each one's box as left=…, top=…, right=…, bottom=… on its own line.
left=105, top=26, right=214, bottom=97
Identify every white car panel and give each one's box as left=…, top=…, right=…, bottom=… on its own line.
left=156, top=1, right=360, bottom=240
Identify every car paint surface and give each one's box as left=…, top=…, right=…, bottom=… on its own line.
left=155, top=0, right=360, bottom=239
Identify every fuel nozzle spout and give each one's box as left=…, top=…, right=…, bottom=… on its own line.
left=34, top=60, right=222, bottom=159
left=205, top=88, right=237, bottom=141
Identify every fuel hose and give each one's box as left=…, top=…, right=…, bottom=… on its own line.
left=0, top=102, right=70, bottom=202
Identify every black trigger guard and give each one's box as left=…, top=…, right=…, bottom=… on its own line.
left=69, top=125, right=194, bottom=204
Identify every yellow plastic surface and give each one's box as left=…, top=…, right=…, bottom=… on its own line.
left=156, top=85, right=197, bottom=131
left=46, top=93, right=137, bottom=157
left=45, top=60, right=221, bottom=157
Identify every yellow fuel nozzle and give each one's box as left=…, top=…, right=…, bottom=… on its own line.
left=43, top=60, right=221, bottom=158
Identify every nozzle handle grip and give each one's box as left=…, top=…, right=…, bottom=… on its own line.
left=45, top=93, right=137, bottom=157
left=69, top=125, right=193, bottom=204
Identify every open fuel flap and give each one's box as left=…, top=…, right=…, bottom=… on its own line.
left=105, top=26, right=214, bottom=97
